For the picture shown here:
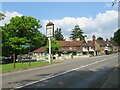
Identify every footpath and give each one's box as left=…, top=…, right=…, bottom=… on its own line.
left=52, top=55, right=90, bottom=62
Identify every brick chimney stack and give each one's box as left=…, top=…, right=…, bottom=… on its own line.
left=92, top=35, right=96, bottom=42
left=84, top=35, right=88, bottom=43
left=92, top=35, right=96, bottom=51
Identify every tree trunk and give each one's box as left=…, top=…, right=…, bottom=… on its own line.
left=13, top=53, right=16, bottom=68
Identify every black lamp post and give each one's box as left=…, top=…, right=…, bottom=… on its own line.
left=87, top=45, right=89, bottom=55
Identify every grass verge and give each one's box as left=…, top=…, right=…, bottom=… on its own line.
left=0, top=62, right=60, bottom=74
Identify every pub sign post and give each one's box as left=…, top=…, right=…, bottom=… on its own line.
left=46, top=22, right=54, bottom=64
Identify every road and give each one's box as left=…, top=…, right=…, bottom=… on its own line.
left=2, top=53, right=118, bottom=89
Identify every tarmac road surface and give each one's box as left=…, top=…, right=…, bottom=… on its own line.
left=2, top=53, right=118, bottom=89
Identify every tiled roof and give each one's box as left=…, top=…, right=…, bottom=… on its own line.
left=32, top=40, right=118, bottom=53
left=47, top=22, right=54, bottom=25
left=96, top=40, right=106, bottom=46
left=88, top=40, right=118, bottom=47
left=88, top=41, right=94, bottom=46
left=32, top=40, right=86, bottom=53
left=58, top=49, right=78, bottom=53
left=108, top=41, right=118, bottom=46
left=33, top=47, right=46, bottom=53
left=58, top=41, right=70, bottom=46
left=58, top=40, right=85, bottom=47
left=96, top=40, right=113, bottom=47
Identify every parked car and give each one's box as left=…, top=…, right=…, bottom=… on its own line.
left=21, top=59, right=37, bottom=62
left=2, top=56, right=13, bottom=64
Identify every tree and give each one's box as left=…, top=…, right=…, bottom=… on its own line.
left=112, top=0, right=120, bottom=7
left=0, top=12, right=5, bottom=20
left=54, top=28, right=64, bottom=40
left=2, top=16, right=47, bottom=57
left=70, top=25, right=84, bottom=41
left=45, top=38, right=61, bottom=54
left=97, top=37, right=104, bottom=41
left=113, top=29, right=120, bottom=46
left=106, top=38, right=109, bottom=41
left=110, top=37, right=114, bottom=41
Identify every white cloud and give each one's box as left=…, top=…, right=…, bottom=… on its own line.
left=0, top=11, right=22, bottom=26
left=0, top=10, right=118, bottom=41
left=42, top=10, right=118, bottom=41
left=105, top=3, right=112, bottom=7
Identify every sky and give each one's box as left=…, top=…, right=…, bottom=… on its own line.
left=0, top=2, right=119, bottom=41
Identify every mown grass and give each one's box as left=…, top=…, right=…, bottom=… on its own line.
left=0, top=62, right=60, bottom=73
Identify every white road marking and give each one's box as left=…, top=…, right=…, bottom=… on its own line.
left=2, top=54, right=117, bottom=76
left=15, top=55, right=117, bottom=89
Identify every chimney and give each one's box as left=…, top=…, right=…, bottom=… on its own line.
left=92, top=35, right=96, bottom=50
left=84, top=35, right=88, bottom=43
left=92, top=35, right=96, bottom=41
left=106, top=38, right=109, bottom=46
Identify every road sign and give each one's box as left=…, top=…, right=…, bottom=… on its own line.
left=22, top=45, right=30, bottom=48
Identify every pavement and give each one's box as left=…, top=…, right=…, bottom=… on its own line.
left=1, top=53, right=119, bottom=89
left=52, top=55, right=90, bottom=62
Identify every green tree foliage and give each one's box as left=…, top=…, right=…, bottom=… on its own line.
left=54, top=28, right=64, bottom=40
left=112, top=0, right=120, bottom=7
left=110, top=37, right=114, bottom=41
left=113, top=29, right=120, bottom=46
left=2, top=16, right=47, bottom=56
left=0, top=12, right=5, bottom=20
left=70, top=25, right=84, bottom=41
left=97, top=37, right=104, bottom=41
left=45, top=38, right=61, bottom=54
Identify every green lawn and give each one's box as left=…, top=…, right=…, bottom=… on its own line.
left=0, top=62, right=60, bottom=73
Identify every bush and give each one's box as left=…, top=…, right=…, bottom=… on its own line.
left=0, top=56, right=2, bottom=61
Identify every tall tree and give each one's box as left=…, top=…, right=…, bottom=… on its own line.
left=54, top=28, right=64, bottom=40
left=113, top=29, right=120, bottom=46
left=110, top=37, right=114, bottom=41
left=70, top=25, right=84, bottom=41
left=112, top=0, right=120, bottom=7
left=2, top=16, right=47, bottom=57
left=97, top=37, right=104, bottom=41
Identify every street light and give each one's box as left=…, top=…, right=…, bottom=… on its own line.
left=46, top=22, right=54, bottom=64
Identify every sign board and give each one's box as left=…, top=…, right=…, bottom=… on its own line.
left=46, top=22, right=54, bottom=64
left=22, top=44, right=30, bottom=48
left=46, top=22, right=54, bottom=37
